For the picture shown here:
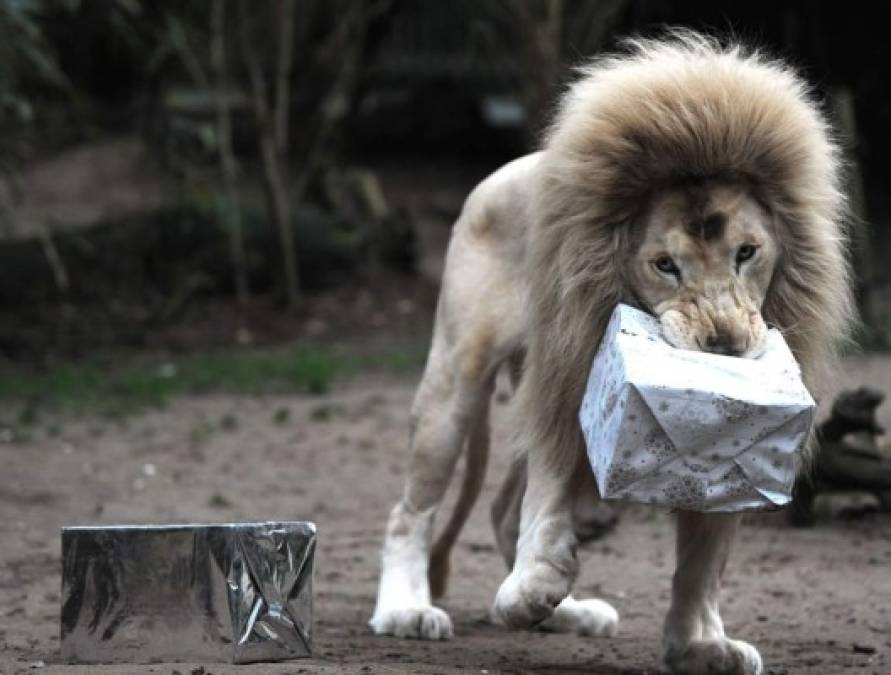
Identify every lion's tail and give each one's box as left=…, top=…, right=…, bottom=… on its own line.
left=428, top=395, right=491, bottom=600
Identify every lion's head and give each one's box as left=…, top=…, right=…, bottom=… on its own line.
left=629, top=182, right=778, bottom=358
left=523, top=32, right=855, bottom=456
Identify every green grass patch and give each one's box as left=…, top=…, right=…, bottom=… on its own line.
left=0, top=342, right=426, bottom=418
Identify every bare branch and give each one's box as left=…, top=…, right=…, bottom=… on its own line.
left=211, top=0, right=249, bottom=305
left=38, top=221, right=69, bottom=293
left=166, top=12, right=210, bottom=89
left=238, top=0, right=299, bottom=310
left=274, top=0, right=296, bottom=154
left=238, top=0, right=270, bottom=126
left=291, top=1, right=365, bottom=206
left=565, top=0, right=630, bottom=56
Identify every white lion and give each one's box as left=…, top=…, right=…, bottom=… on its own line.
left=371, top=32, right=853, bottom=675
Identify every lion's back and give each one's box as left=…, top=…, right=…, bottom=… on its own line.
left=456, top=152, right=540, bottom=250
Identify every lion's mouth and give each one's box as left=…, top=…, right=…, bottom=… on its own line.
left=686, top=334, right=767, bottom=360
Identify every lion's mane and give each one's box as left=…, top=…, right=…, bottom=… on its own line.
left=522, top=32, right=855, bottom=467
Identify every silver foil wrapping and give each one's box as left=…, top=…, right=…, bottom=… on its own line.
left=60, top=521, right=315, bottom=664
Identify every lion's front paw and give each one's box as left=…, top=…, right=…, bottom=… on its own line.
left=492, top=561, right=572, bottom=629
left=664, top=637, right=762, bottom=675
left=369, top=605, right=454, bottom=640
left=541, top=596, right=619, bottom=636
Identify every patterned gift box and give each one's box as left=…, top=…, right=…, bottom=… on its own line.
left=579, top=305, right=815, bottom=512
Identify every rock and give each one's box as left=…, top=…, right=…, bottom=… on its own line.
left=812, top=491, right=880, bottom=519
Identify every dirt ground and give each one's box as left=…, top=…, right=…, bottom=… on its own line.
left=3, top=355, right=891, bottom=675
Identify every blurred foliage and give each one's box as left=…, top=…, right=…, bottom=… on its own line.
left=0, top=0, right=69, bottom=175
left=0, top=3, right=65, bottom=114
left=0, top=0, right=419, bottom=326
left=0, top=0, right=889, bottom=358
left=0, top=341, right=427, bottom=418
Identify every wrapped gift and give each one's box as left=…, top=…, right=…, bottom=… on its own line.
left=579, top=304, right=815, bottom=512
left=61, top=521, right=315, bottom=664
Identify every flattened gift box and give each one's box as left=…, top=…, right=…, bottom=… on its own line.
left=60, top=521, right=315, bottom=664
left=579, top=304, right=815, bottom=512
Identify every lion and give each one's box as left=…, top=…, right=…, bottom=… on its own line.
left=370, top=32, right=854, bottom=675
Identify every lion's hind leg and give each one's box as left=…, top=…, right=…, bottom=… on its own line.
left=370, top=329, right=497, bottom=640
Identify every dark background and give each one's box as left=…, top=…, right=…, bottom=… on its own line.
left=1, top=0, right=889, bottom=382
left=3, top=5, right=891, bottom=674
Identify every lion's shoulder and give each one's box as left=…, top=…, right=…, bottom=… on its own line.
left=456, top=152, right=542, bottom=244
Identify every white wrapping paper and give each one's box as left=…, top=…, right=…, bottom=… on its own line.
left=579, top=304, right=815, bottom=512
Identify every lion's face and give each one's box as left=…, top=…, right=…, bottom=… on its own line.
left=628, top=183, right=779, bottom=358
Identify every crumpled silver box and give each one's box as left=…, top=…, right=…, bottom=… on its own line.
left=60, top=521, right=315, bottom=664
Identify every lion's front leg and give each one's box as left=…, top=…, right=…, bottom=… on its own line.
left=663, top=511, right=762, bottom=675
left=492, top=439, right=582, bottom=629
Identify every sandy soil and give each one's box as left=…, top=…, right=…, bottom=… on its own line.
left=3, top=356, right=891, bottom=675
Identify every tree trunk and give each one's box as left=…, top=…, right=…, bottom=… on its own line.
left=211, top=0, right=249, bottom=306
left=239, top=0, right=300, bottom=311
left=260, top=131, right=298, bottom=311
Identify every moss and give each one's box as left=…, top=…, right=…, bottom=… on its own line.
left=0, top=342, right=425, bottom=418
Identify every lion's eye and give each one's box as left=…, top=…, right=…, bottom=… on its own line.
left=736, top=245, right=757, bottom=264
left=654, top=256, right=680, bottom=276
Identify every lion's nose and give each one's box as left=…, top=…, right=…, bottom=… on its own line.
left=705, top=333, right=742, bottom=357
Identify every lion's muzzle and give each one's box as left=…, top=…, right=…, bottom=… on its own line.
left=658, top=294, right=768, bottom=359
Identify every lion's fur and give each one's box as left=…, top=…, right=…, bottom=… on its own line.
left=523, top=32, right=854, bottom=472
